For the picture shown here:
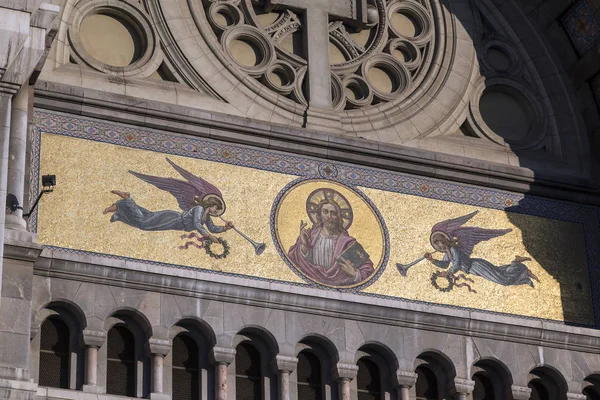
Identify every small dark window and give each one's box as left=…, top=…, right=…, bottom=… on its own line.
left=473, top=373, right=495, bottom=400
left=529, top=381, right=549, bottom=400
left=172, top=335, right=200, bottom=400
left=235, top=343, right=262, bottom=400
left=39, top=317, right=70, bottom=388
left=297, top=351, right=322, bottom=400
left=356, top=358, right=381, bottom=400
left=106, top=326, right=136, bottom=397
left=415, top=366, right=438, bottom=400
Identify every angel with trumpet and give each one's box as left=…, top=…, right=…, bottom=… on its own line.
left=103, top=157, right=266, bottom=259
left=397, top=211, right=539, bottom=293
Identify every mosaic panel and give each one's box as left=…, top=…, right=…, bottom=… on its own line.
left=32, top=111, right=600, bottom=326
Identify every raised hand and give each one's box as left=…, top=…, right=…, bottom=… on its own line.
left=223, top=220, right=235, bottom=230
left=299, top=221, right=311, bottom=248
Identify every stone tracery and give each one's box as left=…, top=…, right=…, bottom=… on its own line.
left=199, top=0, right=435, bottom=110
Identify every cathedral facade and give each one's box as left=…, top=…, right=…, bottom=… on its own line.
left=1, top=0, right=600, bottom=399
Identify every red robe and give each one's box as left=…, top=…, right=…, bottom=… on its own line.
left=288, top=226, right=374, bottom=287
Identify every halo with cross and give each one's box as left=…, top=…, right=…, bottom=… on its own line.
left=306, top=188, right=354, bottom=230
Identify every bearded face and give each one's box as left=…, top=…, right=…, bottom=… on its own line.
left=317, top=202, right=344, bottom=234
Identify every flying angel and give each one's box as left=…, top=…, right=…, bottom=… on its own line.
left=397, top=211, right=540, bottom=290
left=103, top=157, right=234, bottom=246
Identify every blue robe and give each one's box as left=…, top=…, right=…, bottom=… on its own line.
left=110, top=198, right=225, bottom=236
left=431, top=246, right=533, bottom=286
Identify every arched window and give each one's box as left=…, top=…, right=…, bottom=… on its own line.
left=584, top=387, right=600, bottom=400
left=356, top=358, right=381, bottom=400
left=297, top=351, right=322, bottom=400
left=529, top=381, right=549, bottom=400
left=106, top=326, right=136, bottom=397
left=235, top=343, right=262, bottom=400
left=415, top=366, right=438, bottom=400
left=39, top=317, right=70, bottom=388
left=473, top=372, right=495, bottom=400
left=172, top=335, right=200, bottom=400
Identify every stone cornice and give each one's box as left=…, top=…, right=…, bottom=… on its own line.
left=33, top=250, right=600, bottom=355
left=32, top=82, right=600, bottom=205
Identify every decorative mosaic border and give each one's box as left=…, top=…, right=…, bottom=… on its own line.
left=31, top=110, right=600, bottom=327
left=561, top=0, right=600, bottom=55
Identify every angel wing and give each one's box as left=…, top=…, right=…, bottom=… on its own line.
left=431, top=210, right=478, bottom=235
left=452, top=226, right=512, bottom=256
left=129, top=158, right=223, bottom=212
left=165, top=158, right=222, bottom=198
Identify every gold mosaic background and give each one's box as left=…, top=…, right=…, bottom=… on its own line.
left=37, top=133, right=594, bottom=324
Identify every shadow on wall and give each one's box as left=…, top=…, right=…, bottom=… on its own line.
left=445, top=0, right=600, bottom=328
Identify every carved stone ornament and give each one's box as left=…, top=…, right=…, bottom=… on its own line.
left=194, top=0, right=435, bottom=112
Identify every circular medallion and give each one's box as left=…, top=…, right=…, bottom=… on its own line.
left=272, top=179, right=389, bottom=290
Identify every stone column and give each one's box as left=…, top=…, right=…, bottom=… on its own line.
left=82, top=330, right=106, bottom=394
left=149, top=338, right=171, bottom=400
left=5, top=84, right=30, bottom=230
left=511, top=385, right=532, bottom=400
left=394, top=370, right=418, bottom=400
left=211, top=346, right=236, bottom=400
left=454, top=378, right=475, bottom=400
left=334, top=363, right=358, bottom=400
left=0, top=92, right=13, bottom=300
left=273, top=355, right=298, bottom=400
left=567, top=393, right=587, bottom=400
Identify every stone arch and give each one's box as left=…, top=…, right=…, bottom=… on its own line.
left=100, top=307, right=155, bottom=397
left=414, top=350, right=458, bottom=400
left=166, top=318, right=217, bottom=400
left=30, top=300, right=87, bottom=390
left=103, top=306, right=154, bottom=337
left=528, top=365, right=569, bottom=400
left=232, top=326, right=280, bottom=400
left=472, top=357, right=513, bottom=400
left=584, top=374, right=600, bottom=399
left=293, top=335, right=341, bottom=400
left=294, top=334, right=340, bottom=363
left=232, top=325, right=280, bottom=357
left=168, top=317, right=217, bottom=347
left=354, top=342, right=400, bottom=399
left=32, top=299, right=87, bottom=335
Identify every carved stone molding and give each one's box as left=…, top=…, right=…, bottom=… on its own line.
left=82, top=329, right=107, bottom=348
left=273, top=355, right=298, bottom=373
left=394, top=370, right=418, bottom=388
left=333, top=363, right=359, bottom=381
left=211, top=346, right=236, bottom=365
left=511, top=385, right=532, bottom=400
left=148, top=338, right=171, bottom=356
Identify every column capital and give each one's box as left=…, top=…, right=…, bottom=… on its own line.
left=511, top=385, right=532, bottom=400
left=454, top=378, right=475, bottom=395
left=149, top=338, right=171, bottom=357
left=333, top=363, right=359, bottom=381
left=394, top=370, right=418, bottom=388
left=274, top=355, right=298, bottom=372
left=82, top=330, right=106, bottom=348
left=211, top=346, right=236, bottom=365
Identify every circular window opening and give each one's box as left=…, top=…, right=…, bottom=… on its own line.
left=479, top=86, right=534, bottom=143
left=391, top=11, right=421, bottom=38
left=79, top=13, right=144, bottom=67
left=367, top=65, right=399, bottom=94
left=215, top=11, right=233, bottom=27
left=487, top=47, right=511, bottom=71
left=230, top=38, right=263, bottom=67
left=269, top=68, right=291, bottom=87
